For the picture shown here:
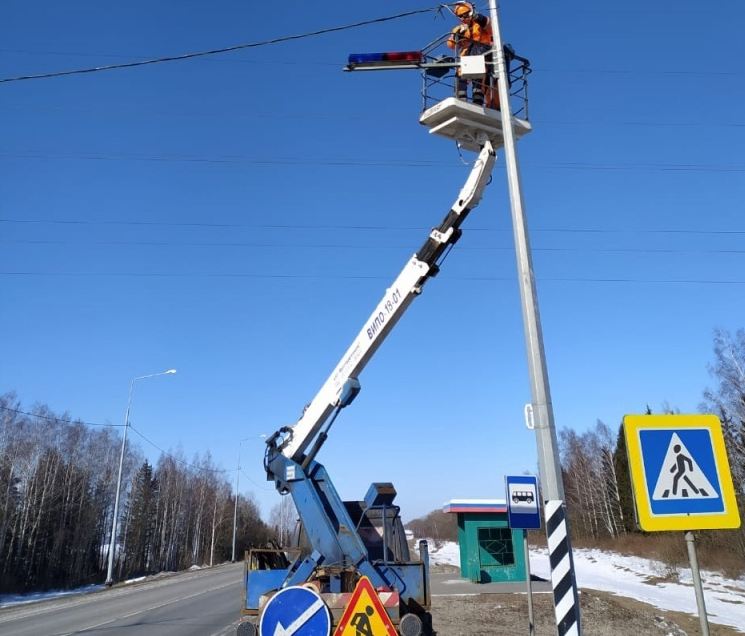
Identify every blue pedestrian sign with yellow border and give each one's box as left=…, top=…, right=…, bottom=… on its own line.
left=623, top=414, right=740, bottom=532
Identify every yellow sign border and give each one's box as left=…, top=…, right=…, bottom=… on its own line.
left=623, top=414, right=740, bottom=531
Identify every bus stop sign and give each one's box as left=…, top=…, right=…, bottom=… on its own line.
left=506, top=475, right=541, bottom=529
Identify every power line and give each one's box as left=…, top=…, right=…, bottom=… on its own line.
left=4, top=238, right=745, bottom=256
left=2, top=271, right=744, bottom=285
left=240, top=468, right=275, bottom=493
left=2, top=151, right=744, bottom=173
left=0, top=6, right=441, bottom=84
left=0, top=404, right=123, bottom=427
left=0, top=404, right=237, bottom=477
left=127, top=424, right=231, bottom=474
left=1, top=218, right=744, bottom=235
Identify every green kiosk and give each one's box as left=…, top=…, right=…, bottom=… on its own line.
left=444, top=499, right=526, bottom=583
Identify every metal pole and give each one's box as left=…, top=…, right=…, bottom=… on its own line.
left=486, top=1, right=580, bottom=632
left=486, top=0, right=563, bottom=502
left=232, top=447, right=240, bottom=562
left=685, top=531, right=710, bottom=636
left=105, top=369, right=175, bottom=587
left=105, top=379, right=134, bottom=586
left=523, top=529, right=534, bottom=636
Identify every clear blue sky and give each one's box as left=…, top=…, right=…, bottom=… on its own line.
left=2, top=1, right=744, bottom=521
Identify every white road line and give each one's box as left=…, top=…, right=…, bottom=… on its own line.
left=0, top=565, right=239, bottom=624
left=58, top=579, right=237, bottom=635
left=207, top=619, right=240, bottom=636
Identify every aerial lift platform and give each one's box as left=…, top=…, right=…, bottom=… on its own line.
left=237, top=40, right=531, bottom=636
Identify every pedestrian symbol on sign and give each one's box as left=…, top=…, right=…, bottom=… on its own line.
left=652, top=433, right=717, bottom=501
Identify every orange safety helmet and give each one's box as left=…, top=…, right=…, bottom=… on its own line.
left=454, top=2, right=474, bottom=20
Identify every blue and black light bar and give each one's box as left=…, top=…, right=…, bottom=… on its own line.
left=345, top=51, right=424, bottom=71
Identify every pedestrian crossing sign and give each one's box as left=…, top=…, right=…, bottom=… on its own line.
left=623, top=414, right=741, bottom=531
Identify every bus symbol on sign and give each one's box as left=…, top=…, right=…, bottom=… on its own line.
left=512, top=491, right=534, bottom=505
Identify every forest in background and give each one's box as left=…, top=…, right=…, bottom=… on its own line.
left=408, top=328, right=745, bottom=576
left=0, top=394, right=276, bottom=594
left=3, top=329, right=745, bottom=594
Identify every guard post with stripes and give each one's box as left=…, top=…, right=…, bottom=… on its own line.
left=546, top=500, right=581, bottom=635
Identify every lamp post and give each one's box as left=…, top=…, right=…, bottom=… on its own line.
left=105, top=368, right=176, bottom=587
left=232, top=434, right=265, bottom=563
left=487, top=1, right=581, bottom=632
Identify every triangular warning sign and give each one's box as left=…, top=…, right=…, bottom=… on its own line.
left=651, top=433, right=718, bottom=500
left=333, top=576, right=397, bottom=636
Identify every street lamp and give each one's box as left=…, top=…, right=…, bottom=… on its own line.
left=105, top=368, right=176, bottom=586
left=232, top=434, right=266, bottom=563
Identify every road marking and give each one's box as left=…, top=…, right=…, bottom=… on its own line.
left=0, top=564, right=240, bottom=624
left=207, top=620, right=240, bottom=636
left=0, top=566, right=237, bottom=622
left=58, top=579, right=237, bottom=635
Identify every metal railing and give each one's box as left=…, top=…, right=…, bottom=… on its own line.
left=419, top=34, right=531, bottom=119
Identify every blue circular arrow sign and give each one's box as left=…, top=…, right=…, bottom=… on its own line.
left=259, top=585, right=331, bottom=636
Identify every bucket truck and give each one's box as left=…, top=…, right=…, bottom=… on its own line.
left=238, top=45, right=532, bottom=636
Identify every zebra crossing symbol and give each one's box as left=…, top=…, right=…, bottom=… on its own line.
left=623, top=414, right=741, bottom=532
left=651, top=433, right=717, bottom=501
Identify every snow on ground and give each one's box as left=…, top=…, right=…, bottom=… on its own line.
left=0, top=583, right=104, bottom=608
left=425, top=540, right=462, bottom=567
left=423, top=540, right=745, bottom=633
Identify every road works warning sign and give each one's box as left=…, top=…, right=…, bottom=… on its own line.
left=623, top=414, right=741, bottom=531
left=333, top=576, right=397, bottom=636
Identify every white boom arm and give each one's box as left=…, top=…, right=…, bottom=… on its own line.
left=280, top=140, right=496, bottom=461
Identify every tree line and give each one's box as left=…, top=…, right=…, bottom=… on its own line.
left=403, top=329, right=745, bottom=571
left=0, top=394, right=272, bottom=594
left=559, top=328, right=745, bottom=566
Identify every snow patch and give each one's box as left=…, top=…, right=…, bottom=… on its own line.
left=414, top=540, right=745, bottom=633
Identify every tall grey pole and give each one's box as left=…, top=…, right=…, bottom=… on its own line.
left=487, top=1, right=580, bottom=632
left=487, top=0, right=563, bottom=502
left=231, top=448, right=240, bottom=562
left=105, top=369, right=175, bottom=587
left=685, top=531, right=710, bottom=636
left=105, top=379, right=134, bottom=586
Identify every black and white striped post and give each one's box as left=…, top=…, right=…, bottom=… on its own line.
left=546, top=501, right=580, bottom=635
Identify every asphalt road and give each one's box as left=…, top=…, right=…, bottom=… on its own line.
left=0, top=563, right=244, bottom=636
left=0, top=564, right=554, bottom=636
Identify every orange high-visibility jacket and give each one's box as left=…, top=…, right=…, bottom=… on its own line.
left=446, top=14, right=492, bottom=53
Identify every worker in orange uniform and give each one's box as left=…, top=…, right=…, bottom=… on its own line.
left=447, top=2, right=497, bottom=108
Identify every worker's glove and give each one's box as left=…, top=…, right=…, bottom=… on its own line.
left=451, top=24, right=467, bottom=39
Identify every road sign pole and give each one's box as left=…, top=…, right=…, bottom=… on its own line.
left=685, top=531, right=710, bottom=636
left=523, top=529, right=535, bottom=636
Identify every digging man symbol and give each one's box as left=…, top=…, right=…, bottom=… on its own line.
left=350, top=606, right=375, bottom=636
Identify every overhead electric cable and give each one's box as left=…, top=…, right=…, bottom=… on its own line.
left=0, top=6, right=441, bottom=84
left=2, top=151, right=744, bottom=173
left=2, top=217, right=744, bottom=235
left=4, top=238, right=745, bottom=257
left=0, top=404, right=123, bottom=427
left=2, top=271, right=744, bottom=285
left=127, top=424, right=231, bottom=474
left=240, top=468, right=275, bottom=492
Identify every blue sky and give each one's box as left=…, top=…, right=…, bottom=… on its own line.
left=2, top=1, right=744, bottom=521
